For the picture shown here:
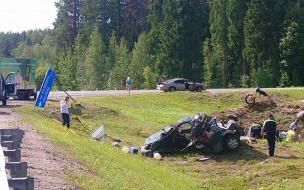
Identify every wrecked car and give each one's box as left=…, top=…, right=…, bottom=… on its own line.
left=141, top=113, right=244, bottom=157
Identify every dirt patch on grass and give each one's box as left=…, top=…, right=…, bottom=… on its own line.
left=210, top=100, right=303, bottom=130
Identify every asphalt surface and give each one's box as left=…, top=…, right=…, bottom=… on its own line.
left=47, top=87, right=304, bottom=99
left=2, top=87, right=304, bottom=105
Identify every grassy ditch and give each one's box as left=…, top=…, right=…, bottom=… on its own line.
left=15, top=90, right=304, bottom=190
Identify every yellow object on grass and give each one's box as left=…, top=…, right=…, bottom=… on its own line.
left=286, top=130, right=296, bottom=142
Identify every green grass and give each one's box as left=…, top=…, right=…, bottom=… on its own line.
left=14, top=90, right=304, bottom=190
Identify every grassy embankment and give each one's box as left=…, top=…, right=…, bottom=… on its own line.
left=15, top=90, right=304, bottom=190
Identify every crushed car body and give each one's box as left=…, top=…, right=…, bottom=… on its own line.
left=141, top=113, right=244, bottom=157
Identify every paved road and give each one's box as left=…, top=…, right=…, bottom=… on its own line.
left=47, top=89, right=161, bottom=99
left=46, top=87, right=304, bottom=99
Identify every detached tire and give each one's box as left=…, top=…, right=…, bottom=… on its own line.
left=224, top=135, right=240, bottom=150
left=245, top=94, right=255, bottom=104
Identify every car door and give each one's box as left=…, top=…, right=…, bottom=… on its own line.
left=172, top=121, right=192, bottom=150
left=174, top=79, right=186, bottom=91
left=5, top=72, right=17, bottom=96
left=0, top=74, right=4, bottom=97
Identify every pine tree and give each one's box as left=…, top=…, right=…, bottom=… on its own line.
left=83, top=25, right=107, bottom=90
left=244, top=0, right=286, bottom=87
left=208, top=0, right=229, bottom=87
left=227, top=0, right=249, bottom=86
left=53, top=0, right=80, bottom=48
left=108, top=38, right=131, bottom=89
left=131, top=32, right=155, bottom=89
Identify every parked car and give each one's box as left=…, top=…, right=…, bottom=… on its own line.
left=157, top=78, right=207, bottom=92
left=141, top=113, right=243, bottom=157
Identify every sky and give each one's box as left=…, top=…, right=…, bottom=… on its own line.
left=0, top=0, right=58, bottom=33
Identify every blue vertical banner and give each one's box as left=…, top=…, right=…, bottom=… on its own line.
left=34, top=68, right=56, bottom=108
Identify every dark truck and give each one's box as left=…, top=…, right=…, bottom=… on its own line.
left=0, top=58, right=37, bottom=100
left=0, top=73, right=16, bottom=105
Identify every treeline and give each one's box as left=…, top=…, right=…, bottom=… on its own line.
left=1, top=0, right=304, bottom=90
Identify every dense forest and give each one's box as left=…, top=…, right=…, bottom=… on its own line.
left=1, top=0, right=304, bottom=90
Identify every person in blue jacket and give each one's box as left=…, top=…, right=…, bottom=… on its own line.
left=126, top=77, right=131, bottom=94
left=256, top=87, right=268, bottom=97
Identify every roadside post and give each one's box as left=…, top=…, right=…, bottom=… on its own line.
left=34, top=68, right=56, bottom=108
left=55, top=78, right=77, bottom=104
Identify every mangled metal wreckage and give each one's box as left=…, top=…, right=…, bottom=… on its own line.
left=141, top=113, right=244, bottom=157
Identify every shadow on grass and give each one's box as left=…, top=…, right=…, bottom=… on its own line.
left=212, top=144, right=269, bottom=162
left=170, top=143, right=269, bottom=162
left=247, top=101, right=277, bottom=112
left=158, top=143, right=269, bottom=162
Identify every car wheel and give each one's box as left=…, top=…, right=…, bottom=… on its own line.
left=141, top=145, right=152, bottom=157
left=224, top=135, right=240, bottom=150
left=168, top=87, right=176, bottom=92
left=196, top=86, right=203, bottom=92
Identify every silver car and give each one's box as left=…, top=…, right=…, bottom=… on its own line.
left=157, top=78, right=207, bottom=92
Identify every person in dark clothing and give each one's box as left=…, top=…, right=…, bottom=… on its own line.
left=261, top=114, right=277, bottom=157
left=185, top=81, right=190, bottom=91
left=256, top=87, right=268, bottom=97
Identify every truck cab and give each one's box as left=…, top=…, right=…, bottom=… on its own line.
left=0, top=73, right=17, bottom=105
left=0, top=58, right=37, bottom=100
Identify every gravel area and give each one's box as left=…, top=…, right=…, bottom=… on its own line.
left=0, top=100, right=85, bottom=190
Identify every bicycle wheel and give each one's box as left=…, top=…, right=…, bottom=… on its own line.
left=245, top=94, right=255, bottom=104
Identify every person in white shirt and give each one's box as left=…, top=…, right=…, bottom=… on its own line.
left=60, top=96, right=70, bottom=129
left=15, top=71, right=23, bottom=86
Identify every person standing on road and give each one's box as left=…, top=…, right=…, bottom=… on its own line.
left=126, top=77, right=131, bottom=94
left=60, top=96, right=70, bottom=129
left=261, top=114, right=277, bottom=157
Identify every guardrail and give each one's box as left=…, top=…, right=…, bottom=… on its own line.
left=0, top=128, right=34, bottom=190
left=0, top=136, right=9, bottom=190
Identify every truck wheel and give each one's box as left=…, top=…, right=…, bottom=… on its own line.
left=24, top=92, right=30, bottom=100
left=2, top=91, right=7, bottom=106
left=33, top=93, right=37, bottom=100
